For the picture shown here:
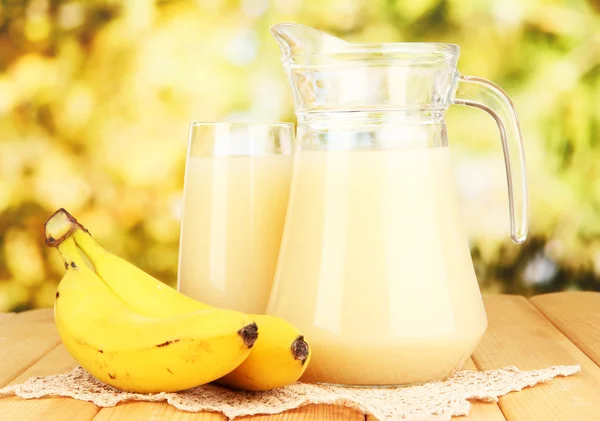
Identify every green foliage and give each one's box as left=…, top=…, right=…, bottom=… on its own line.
left=0, top=0, right=599, bottom=311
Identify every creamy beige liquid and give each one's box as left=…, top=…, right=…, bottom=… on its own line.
left=178, top=155, right=293, bottom=314
left=267, top=147, right=488, bottom=385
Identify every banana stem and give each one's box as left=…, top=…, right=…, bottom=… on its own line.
left=44, top=208, right=89, bottom=247
left=57, top=237, right=89, bottom=271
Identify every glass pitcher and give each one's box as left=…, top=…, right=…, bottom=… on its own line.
left=266, top=23, right=528, bottom=386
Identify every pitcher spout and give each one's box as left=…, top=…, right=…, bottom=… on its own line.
left=271, top=23, right=460, bottom=115
left=270, top=23, right=346, bottom=59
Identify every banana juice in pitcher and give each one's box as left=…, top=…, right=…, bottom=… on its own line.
left=267, top=24, right=528, bottom=385
left=269, top=146, right=487, bottom=384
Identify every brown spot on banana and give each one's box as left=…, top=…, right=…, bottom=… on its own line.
left=156, top=339, right=180, bottom=348
left=238, top=322, right=259, bottom=348
left=70, top=261, right=77, bottom=269
left=108, top=373, right=116, bottom=380
left=55, top=291, right=59, bottom=299
left=291, top=335, right=310, bottom=365
left=98, top=349, right=103, bottom=353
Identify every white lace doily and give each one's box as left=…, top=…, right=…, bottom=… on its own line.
left=0, top=365, right=580, bottom=421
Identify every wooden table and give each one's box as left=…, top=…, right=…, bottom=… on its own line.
left=1, top=292, right=599, bottom=420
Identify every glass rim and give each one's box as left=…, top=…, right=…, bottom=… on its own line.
left=295, top=43, right=459, bottom=57
left=285, top=44, right=460, bottom=67
left=190, top=121, right=294, bottom=129
left=186, top=120, right=295, bottom=156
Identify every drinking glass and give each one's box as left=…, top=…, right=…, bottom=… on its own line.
left=177, top=122, right=295, bottom=313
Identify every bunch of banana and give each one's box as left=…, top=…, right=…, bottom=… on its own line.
left=45, top=208, right=311, bottom=393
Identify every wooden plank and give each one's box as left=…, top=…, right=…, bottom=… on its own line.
left=3, top=341, right=227, bottom=421
left=0, top=344, right=100, bottom=421
left=530, top=292, right=600, bottom=368
left=93, top=402, right=226, bottom=421
left=0, top=309, right=360, bottom=421
left=238, top=404, right=365, bottom=421
left=11, top=295, right=598, bottom=421
left=10, top=344, right=78, bottom=384
left=0, top=394, right=98, bottom=421
left=452, top=359, right=507, bottom=421
left=9, top=308, right=54, bottom=323
left=472, top=294, right=600, bottom=421
left=0, top=309, right=60, bottom=387
left=92, top=396, right=365, bottom=420
left=0, top=313, right=15, bottom=323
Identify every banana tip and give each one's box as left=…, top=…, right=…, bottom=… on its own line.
left=291, top=335, right=309, bottom=364
left=238, top=322, right=259, bottom=348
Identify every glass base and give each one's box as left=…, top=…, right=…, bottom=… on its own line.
left=311, top=380, right=432, bottom=389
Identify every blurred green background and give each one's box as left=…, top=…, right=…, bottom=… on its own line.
left=0, top=0, right=599, bottom=312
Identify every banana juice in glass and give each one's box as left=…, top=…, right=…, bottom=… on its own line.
left=177, top=122, right=294, bottom=314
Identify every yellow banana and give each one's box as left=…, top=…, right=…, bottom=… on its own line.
left=74, top=227, right=210, bottom=314
left=51, top=236, right=257, bottom=393
left=217, top=314, right=310, bottom=391
left=45, top=208, right=312, bottom=391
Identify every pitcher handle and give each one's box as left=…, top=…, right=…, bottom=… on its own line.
left=453, top=74, right=528, bottom=244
